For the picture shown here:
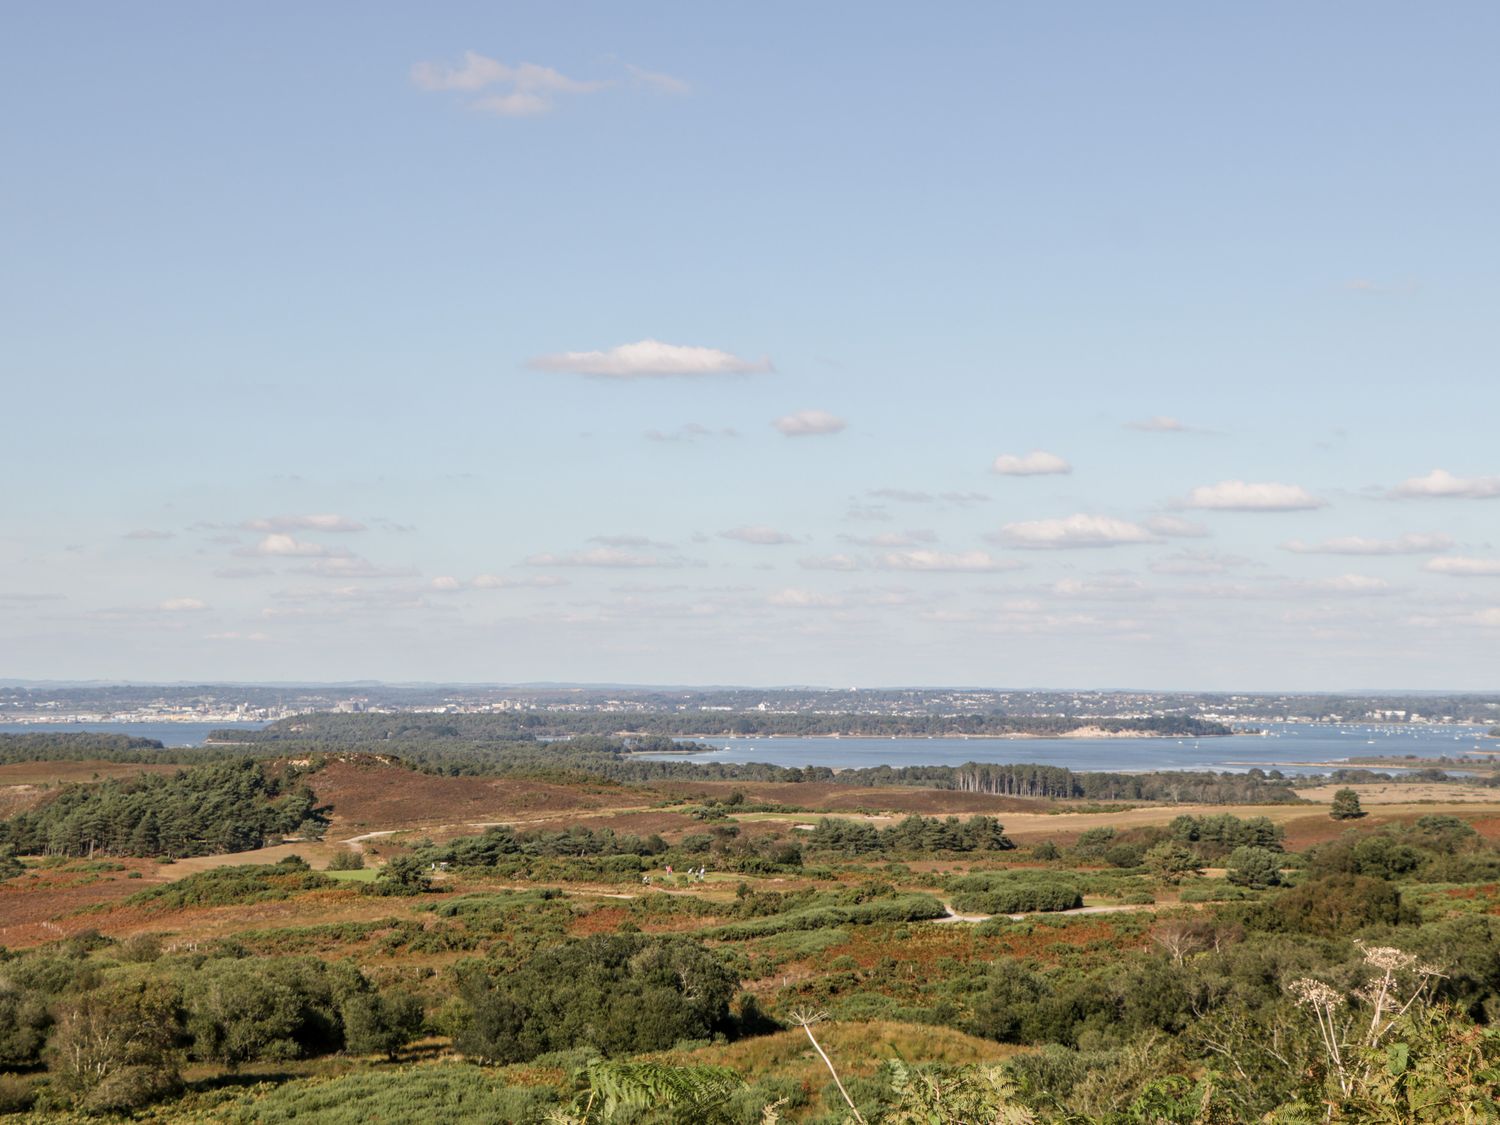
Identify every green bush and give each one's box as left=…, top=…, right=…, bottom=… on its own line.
left=707, top=894, right=947, bottom=939
left=950, top=885, right=1082, bottom=914
left=453, top=934, right=738, bottom=1064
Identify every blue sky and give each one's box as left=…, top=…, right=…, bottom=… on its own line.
left=3, top=2, right=1499, bottom=688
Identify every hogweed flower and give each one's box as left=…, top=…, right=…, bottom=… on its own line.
left=1288, top=978, right=1343, bottom=1009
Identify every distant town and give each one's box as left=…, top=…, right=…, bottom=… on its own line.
left=2, top=682, right=1498, bottom=728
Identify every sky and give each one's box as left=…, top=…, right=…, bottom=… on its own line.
left=2, top=2, right=1499, bottom=690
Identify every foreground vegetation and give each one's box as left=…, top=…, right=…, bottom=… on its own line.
left=3, top=733, right=1500, bottom=1121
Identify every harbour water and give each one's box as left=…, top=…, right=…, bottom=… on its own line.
left=0, top=721, right=268, bottom=747
left=640, top=723, right=1498, bottom=774
left=0, top=720, right=1493, bottom=773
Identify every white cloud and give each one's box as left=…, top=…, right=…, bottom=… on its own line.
left=774, top=410, right=846, bottom=437
left=1181, top=480, right=1326, bottom=511
left=993, top=514, right=1158, bottom=550
left=625, top=64, right=690, bottom=95
left=767, top=587, right=843, bottom=609
left=991, top=450, right=1071, bottom=476
left=719, top=525, right=797, bottom=545
left=1476, top=608, right=1500, bottom=627
left=1282, top=533, right=1454, bottom=555
left=1390, top=469, right=1500, bottom=500
left=1125, top=416, right=1191, bottom=432
left=1424, top=556, right=1500, bottom=577
left=159, top=597, right=209, bottom=612
left=867, top=488, right=989, bottom=505
left=1049, top=577, right=1151, bottom=600
left=237, top=534, right=349, bottom=558
left=840, top=530, right=937, bottom=548
left=431, top=576, right=463, bottom=591
left=529, top=339, right=771, bottom=378
left=590, top=534, right=673, bottom=548
left=1296, top=574, right=1394, bottom=596
left=799, top=554, right=863, bottom=571
left=124, top=529, right=174, bottom=540
left=473, top=573, right=566, bottom=588
left=213, top=565, right=274, bottom=579
left=411, top=52, right=609, bottom=116
left=526, top=547, right=678, bottom=568
left=243, top=514, right=365, bottom=533
left=645, top=423, right=738, bottom=442
left=1149, top=550, right=1249, bottom=576
left=290, top=558, right=418, bottom=579
left=876, top=550, right=1018, bottom=573
left=1144, top=515, right=1211, bottom=538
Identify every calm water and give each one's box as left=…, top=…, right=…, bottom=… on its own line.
left=0, top=721, right=267, bottom=747
left=641, top=723, right=1498, bottom=774
left=1, top=720, right=1493, bottom=772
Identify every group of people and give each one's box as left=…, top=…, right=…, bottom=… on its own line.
left=641, top=864, right=709, bottom=887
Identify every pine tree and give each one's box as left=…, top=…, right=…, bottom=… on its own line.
left=1330, top=788, right=1366, bottom=820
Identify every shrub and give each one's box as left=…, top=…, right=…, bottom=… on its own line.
left=327, top=849, right=365, bottom=871
left=1226, top=846, right=1283, bottom=889
left=453, top=934, right=738, bottom=1063
left=950, top=885, right=1082, bottom=914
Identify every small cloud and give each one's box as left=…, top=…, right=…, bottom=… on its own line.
left=290, top=558, right=418, bottom=579
left=1424, top=556, right=1500, bottom=577
left=767, top=587, right=843, bottom=609
left=1144, top=514, right=1211, bottom=539
left=774, top=410, right=847, bottom=437
left=991, top=450, right=1071, bottom=476
left=719, top=525, right=797, bottom=546
left=1149, top=550, right=1249, bottom=576
left=1390, top=469, right=1500, bottom=500
left=213, top=565, right=274, bottom=579
left=529, top=339, right=771, bottom=378
left=235, top=534, right=350, bottom=558
left=1125, top=416, right=1192, bottom=433
left=1049, top=577, right=1151, bottom=600
left=840, top=530, right=937, bottom=548
left=590, top=534, right=673, bottom=548
left=411, top=52, right=609, bottom=117
left=799, top=554, right=863, bottom=571
left=526, top=547, right=679, bottom=568
left=866, top=488, right=989, bottom=506
left=160, top=597, right=209, bottom=612
left=993, top=514, right=1158, bottom=550
left=242, top=514, right=365, bottom=533
left=1282, top=533, right=1453, bottom=555
left=876, top=550, right=1019, bottom=573
left=1181, top=480, right=1326, bottom=511
left=474, top=573, right=566, bottom=588
left=1295, top=574, right=1394, bottom=596
left=645, top=422, right=738, bottom=442
left=124, top=529, right=174, bottom=541
left=625, top=63, right=690, bottom=95
left=431, top=576, right=463, bottom=591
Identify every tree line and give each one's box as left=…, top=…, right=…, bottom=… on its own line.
left=0, top=759, right=325, bottom=858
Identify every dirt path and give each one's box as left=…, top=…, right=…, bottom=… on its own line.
left=930, top=901, right=1164, bottom=924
